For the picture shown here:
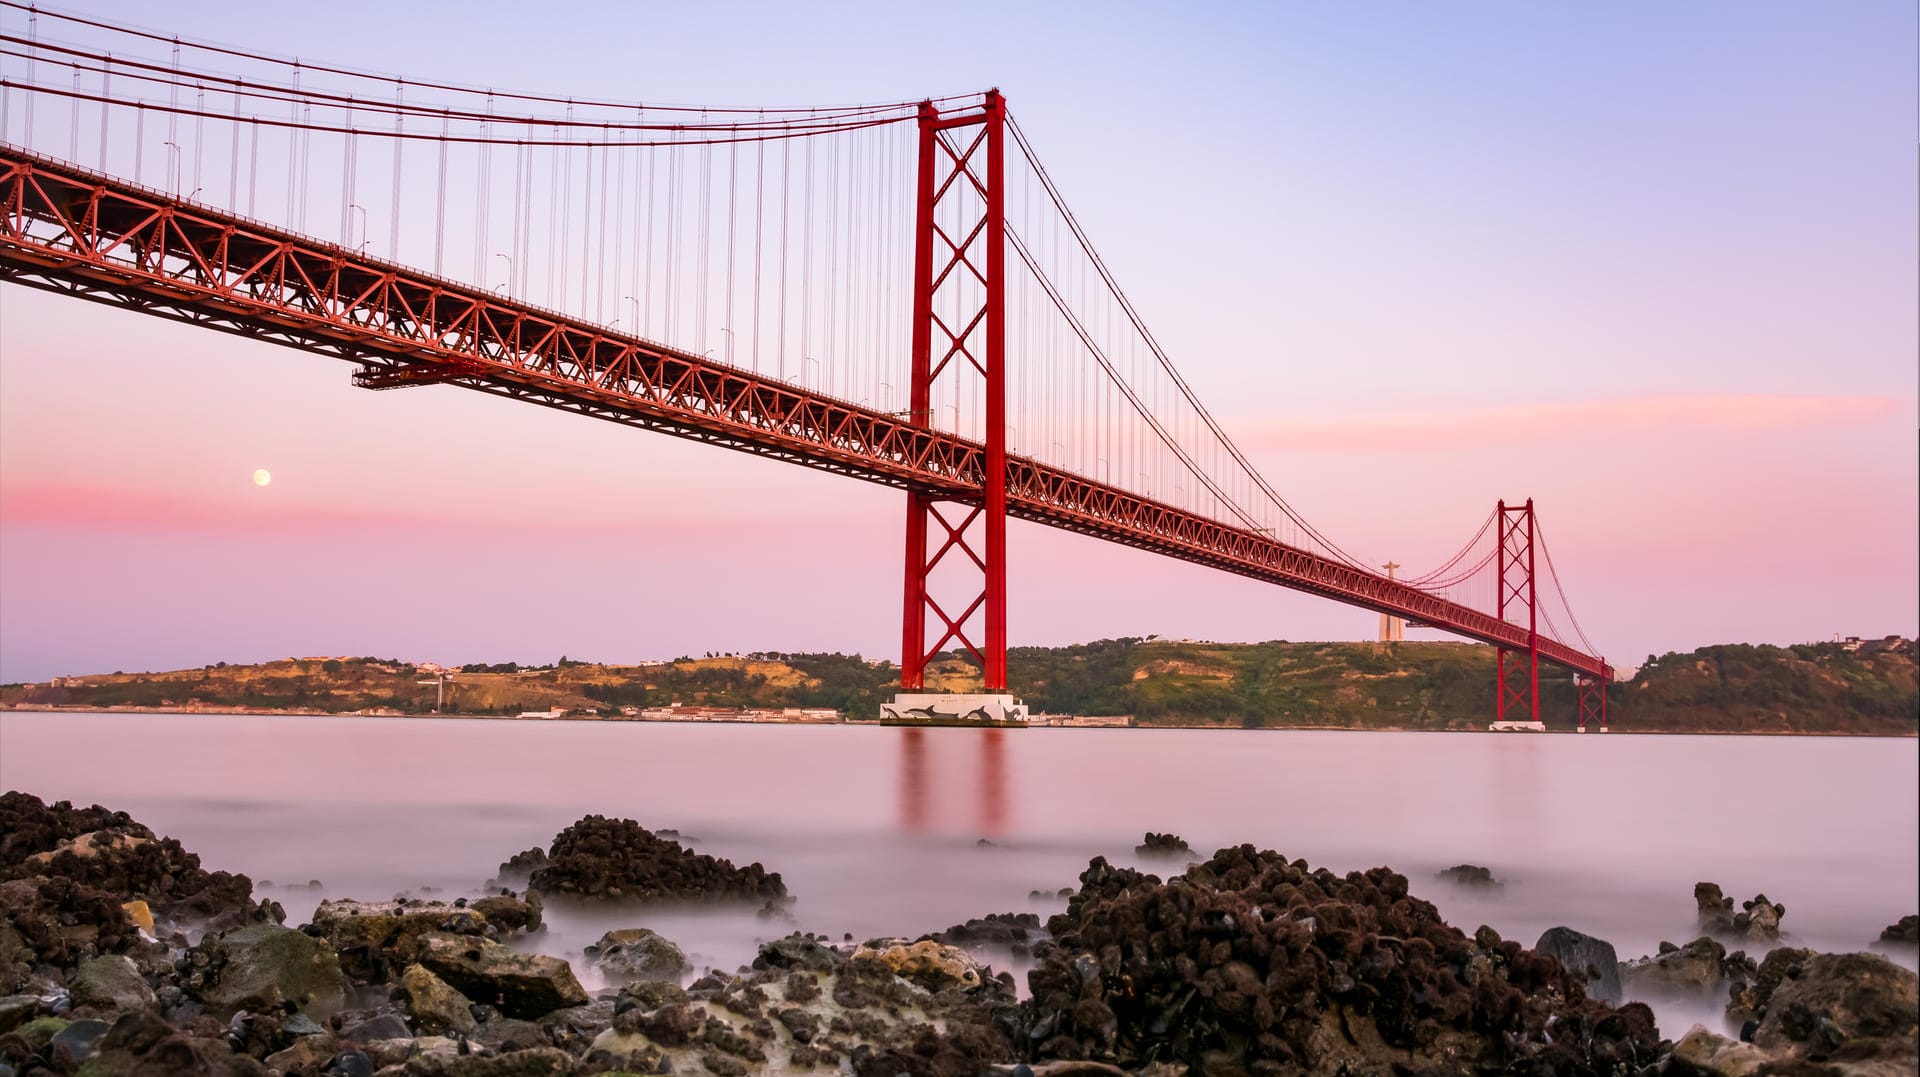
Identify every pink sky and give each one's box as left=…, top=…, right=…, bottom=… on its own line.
left=1, top=3, right=1915, bottom=682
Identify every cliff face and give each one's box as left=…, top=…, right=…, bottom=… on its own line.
left=4, top=638, right=1914, bottom=734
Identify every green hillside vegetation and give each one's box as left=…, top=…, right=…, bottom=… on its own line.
left=3, top=637, right=1913, bottom=734
left=1623, top=641, right=1916, bottom=734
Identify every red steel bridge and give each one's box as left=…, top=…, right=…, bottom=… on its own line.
left=0, top=6, right=1611, bottom=728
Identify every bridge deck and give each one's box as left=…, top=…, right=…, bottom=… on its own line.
left=0, top=146, right=1610, bottom=680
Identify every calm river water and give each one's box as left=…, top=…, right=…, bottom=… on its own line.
left=2, top=712, right=1915, bottom=1036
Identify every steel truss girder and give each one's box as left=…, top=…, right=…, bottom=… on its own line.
left=0, top=146, right=1611, bottom=682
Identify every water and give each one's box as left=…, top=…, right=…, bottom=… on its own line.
left=3, top=712, right=1915, bottom=1037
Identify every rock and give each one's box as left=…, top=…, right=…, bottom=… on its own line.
left=263, top=1033, right=346, bottom=1073
left=120, top=900, right=154, bottom=935
left=494, top=848, right=548, bottom=883
left=1436, top=863, right=1501, bottom=888
left=584, top=927, right=688, bottom=982
left=524, top=814, right=787, bottom=903
left=1671, top=1024, right=1769, bottom=1076
left=1696, top=881, right=1737, bottom=934
left=1732, top=893, right=1785, bottom=942
left=400, top=963, right=477, bottom=1034
left=48, top=1016, right=111, bottom=1067
left=1749, top=951, right=1919, bottom=1054
left=469, top=891, right=543, bottom=934
left=325, top=1050, right=376, bottom=1077
left=751, top=932, right=848, bottom=972
left=1534, top=926, right=1622, bottom=1004
left=400, top=1045, right=575, bottom=1076
left=414, top=932, right=587, bottom=1018
left=1134, top=833, right=1193, bottom=858
left=1878, top=914, right=1919, bottom=945
left=73, top=1009, right=267, bottom=1076
left=0, top=875, right=139, bottom=991
left=202, top=922, right=349, bottom=1019
left=468, top=1016, right=546, bottom=1051
left=305, top=898, right=494, bottom=981
left=1020, top=847, right=1666, bottom=1075
left=340, top=1012, right=412, bottom=1042
left=586, top=1027, right=670, bottom=1070
left=924, top=912, right=1046, bottom=949
left=1695, top=882, right=1787, bottom=942
left=68, top=953, right=157, bottom=1012
left=0, top=793, right=265, bottom=929
left=853, top=939, right=984, bottom=992
left=0, top=994, right=43, bottom=1034
left=1621, top=935, right=1727, bottom=995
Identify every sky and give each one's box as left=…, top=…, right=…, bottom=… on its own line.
left=1, top=1, right=1915, bottom=683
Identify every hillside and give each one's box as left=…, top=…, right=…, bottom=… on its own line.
left=3, top=638, right=1913, bottom=734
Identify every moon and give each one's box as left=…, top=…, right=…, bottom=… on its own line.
left=252, top=469, right=272, bottom=487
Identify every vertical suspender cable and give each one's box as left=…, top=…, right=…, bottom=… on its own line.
left=752, top=128, right=764, bottom=372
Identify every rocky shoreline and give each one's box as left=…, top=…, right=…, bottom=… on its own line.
left=2, top=790, right=1914, bottom=1076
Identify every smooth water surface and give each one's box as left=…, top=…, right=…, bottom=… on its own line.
left=3, top=713, right=1915, bottom=1035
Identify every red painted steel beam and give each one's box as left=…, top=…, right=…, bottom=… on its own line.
left=0, top=146, right=1612, bottom=681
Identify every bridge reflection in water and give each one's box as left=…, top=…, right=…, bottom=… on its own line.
left=897, top=729, right=1011, bottom=837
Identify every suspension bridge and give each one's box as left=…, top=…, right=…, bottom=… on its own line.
left=0, top=5, right=1612, bottom=730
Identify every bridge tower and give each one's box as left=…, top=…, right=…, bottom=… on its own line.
left=1495, top=499, right=1540, bottom=727
left=1576, top=675, right=1609, bottom=733
left=888, top=91, right=1024, bottom=724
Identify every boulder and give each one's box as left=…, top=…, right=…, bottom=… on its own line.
left=0, top=792, right=265, bottom=929
left=400, top=963, right=478, bottom=1034
left=1134, top=832, right=1194, bottom=858
left=751, top=932, right=848, bottom=972
left=68, top=953, right=157, bottom=1012
left=494, top=847, right=548, bottom=883
left=261, top=1032, right=346, bottom=1073
left=1695, top=882, right=1787, bottom=942
left=586, top=1027, right=671, bottom=1071
left=202, top=923, right=348, bottom=1019
left=49, top=1016, right=112, bottom=1067
left=1534, top=926, right=1622, bottom=1004
left=77, top=1009, right=268, bottom=1076
left=924, top=912, right=1047, bottom=951
left=340, top=1013, right=411, bottom=1042
left=0, top=993, right=44, bottom=1034
left=400, top=1045, right=576, bottom=1076
left=1878, top=914, right=1919, bottom=945
left=852, top=938, right=984, bottom=992
left=1695, top=881, right=1736, bottom=934
left=1621, top=936, right=1727, bottom=996
left=524, top=815, right=786, bottom=903
left=1437, top=863, right=1501, bottom=888
left=469, top=891, right=543, bottom=934
left=1671, top=1025, right=1769, bottom=1077
left=1749, top=951, right=1919, bottom=1054
left=584, top=927, right=688, bottom=983
left=1019, top=847, right=1667, bottom=1075
left=305, top=897, right=492, bottom=981
left=414, top=931, right=587, bottom=1018
left=1732, top=894, right=1785, bottom=942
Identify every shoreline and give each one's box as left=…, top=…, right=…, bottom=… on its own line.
left=2, top=702, right=1913, bottom=736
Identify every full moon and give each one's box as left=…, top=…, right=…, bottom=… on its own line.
left=252, top=469, right=272, bottom=487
